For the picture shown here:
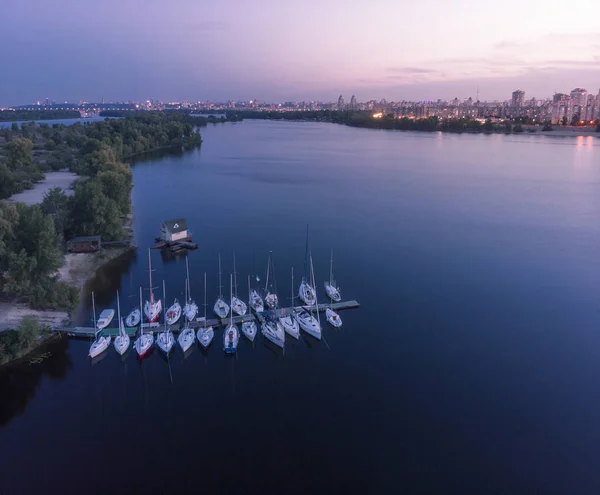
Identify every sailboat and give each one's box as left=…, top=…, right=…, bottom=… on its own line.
left=96, top=308, right=115, bottom=330
left=299, top=225, right=316, bottom=306
left=134, top=287, right=154, bottom=357
left=324, top=249, right=342, bottom=302
left=231, top=252, right=248, bottom=316
left=324, top=248, right=342, bottom=327
left=89, top=291, right=111, bottom=357
left=241, top=275, right=257, bottom=341
left=279, top=267, right=299, bottom=339
left=125, top=306, right=141, bottom=327
left=213, top=253, right=230, bottom=319
left=223, top=274, right=239, bottom=354
left=114, top=290, right=130, bottom=355
left=250, top=287, right=264, bottom=313
left=295, top=250, right=322, bottom=339
left=197, top=272, right=214, bottom=348
left=178, top=319, right=195, bottom=353
left=264, top=251, right=279, bottom=310
left=157, top=280, right=175, bottom=354
left=183, top=257, right=198, bottom=321
left=261, top=312, right=285, bottom=349
left=165, top=295, right=182, bottom=326
left=144, top=248, right=162, bottom=323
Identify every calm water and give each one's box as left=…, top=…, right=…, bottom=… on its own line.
left=1, top=121, right=600, bottom=493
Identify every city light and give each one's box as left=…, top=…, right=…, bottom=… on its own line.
left=372, top=112, right=383, bottom=119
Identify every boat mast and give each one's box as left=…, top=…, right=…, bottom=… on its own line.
left=248, top=275, right=251, bottom=309
left=304, top=224, right=309, bottom=282
left=310, top=250, right=321, bottom=325
left=163, top=280, right=167, bottom=334
left=233, top=252, right=238, bottom=298
left=186, top=256, right=191, bottom=302
left=229, top=274, right=233, bottom=327
left=148, top=248, right=154, bottom=304
left=203, top=272, right=207, bottom=321
left=117, top=289, right=122, bottom=337
left=291, top=267, right=295, bottom=309
left=329, top=248, right=334, bottom=287
left=264, top=252, right=271, bottom=293
left=92, top=291, right=97, bottom=337
left=139, top=287, right=144, bottom=337
left=218, top=253, right=223, bottom=299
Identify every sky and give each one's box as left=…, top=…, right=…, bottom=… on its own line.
left=1, top=0, right=600, bottom=106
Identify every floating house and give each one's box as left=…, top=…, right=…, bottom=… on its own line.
left=160, top=218, right=190, bottom=243
left=67, top=235, right=102, bottom=253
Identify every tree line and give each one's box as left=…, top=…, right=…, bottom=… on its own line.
left=0, top=113, right=205, bottom=311
left=0, top=110, right=81, bottom=122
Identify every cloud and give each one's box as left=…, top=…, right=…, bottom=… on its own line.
left=187, top=20, right=229, bottom=32
left=386, top=67, right=438, bottom=74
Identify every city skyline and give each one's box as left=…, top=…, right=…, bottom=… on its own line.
left=1, top=0, right=599, bottom=106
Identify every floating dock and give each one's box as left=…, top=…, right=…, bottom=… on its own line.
left=53, top=300, right=360, bottom=338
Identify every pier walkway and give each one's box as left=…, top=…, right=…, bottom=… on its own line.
left=53, top=300, right=360, bottom=338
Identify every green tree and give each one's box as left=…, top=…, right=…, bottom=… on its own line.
left=18, top=316, right=40, bottom=349
left=571, top=113, right=581, bottom=126
left=41, top=187, right=70, bottom=237
left=5, top=138, right=33, bottom=170
left=513, top=124, right=524, bottom=133
left=561, top=116, right=568, bottom=126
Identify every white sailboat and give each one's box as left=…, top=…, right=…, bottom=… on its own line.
left=178, top=320, right=195, bottom=353
left=241, top=275, right=257, bottom=341
left=197, top=272, right=214, bottom=348
left=165, top=297, right=182, bottom=326
left=114, top=290, right=130, bottom=355
left=250, top=288, right=264, bottom=313
left=324, top=248, right=342, bottom=302
left=125, top=307, right=141, bottom=327
left=261, top=313, right=285, bottom=349
left=295, top=250, right=322, bottom=340
left=264, top=251, right=279, bottom=310
left=89, top=291, right=111, bottom=358
left=96, top=308, right=115, bottom=330
left=214, top=253, right=230, bottom=319
left=157, top=280, right=175, bottom=354
left=223, top=274, right=239, bottom=354
left=299, top=225, right=316, bottom=306
left=326, top=308, right=343, bottom=327
left=144, top=248, right=162, bottom=323
left=279, top=267, right=299, bottom=339
left=231, top=252, right=248, bottom=316
left=183, top=256, right=198, bottom=321
left=134, top=287, right=154, bottom=357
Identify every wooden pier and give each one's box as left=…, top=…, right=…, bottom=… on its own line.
left=53, top=300, right=360, bottom=338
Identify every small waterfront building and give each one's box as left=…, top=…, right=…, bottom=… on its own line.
left=160, top=218, right=189, bottom=242
left=67, top=235, right=102, bottom=253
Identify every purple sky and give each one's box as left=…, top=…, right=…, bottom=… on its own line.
left=2, top=0, right=600, bottom=106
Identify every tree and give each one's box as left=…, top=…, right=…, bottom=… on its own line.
left=18, top=316, right=40, bottom=349
left=41, top=187, right=70, bottom=237
left=542, top=123, right=553, bottom=131
left=561, top=116, right=568, bottom=126
left=571, top=113, right=581, bottom=126
left=513, top=124, right=524, bottom=133
left=5, top=138, right=33, bottom=170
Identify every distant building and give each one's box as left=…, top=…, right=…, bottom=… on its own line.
left=337, top=95, right=345, bottom=110
left=511, top=90, right=525, bottom=109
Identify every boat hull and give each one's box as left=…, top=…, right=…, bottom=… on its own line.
left=178, top=328, right=195, bottom=353
left=231, top=297, right=248, bottom=316
left=280, top=315, right=300, bottom=339
left=114, top=335, right=130, bottom=355
left=134, top=334, right=154, bottom=357
left=125, top=309, right=141, bottom=327
left=89, top=336, right=111, bottom=358
left=197, top=327, right=214, bottom=348
left=183, top=302, right=198, bottom=321
left=214, top=299, right=230, bottom=319
left=295, top=311, right=321, bottom=340
left=299, top=281, right=316, bottom=306
left=241, top=321, right=257, bottom=342
left=157, top=332, right=175, bottom=354
left=223, top=324, right=239, bottom=353
left=144, top=300, right=162, bottom=323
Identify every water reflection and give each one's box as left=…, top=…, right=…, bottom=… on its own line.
left=0, top=337, right=72, bottom=427
left=76, top=248, right=137, bottom=323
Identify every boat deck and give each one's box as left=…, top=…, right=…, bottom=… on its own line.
left=53, top=300, right=360, bottom=338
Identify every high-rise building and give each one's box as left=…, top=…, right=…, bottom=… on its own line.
left=511, top=90, right=525, bottom=108
left=337, top=95, right=345, bottom=110
left=350, top=95, right=357, bottom=111
left=568, top=88, right=587, bottom=122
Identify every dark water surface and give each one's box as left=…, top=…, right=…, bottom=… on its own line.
left=2, top=122, right=600, bottom=493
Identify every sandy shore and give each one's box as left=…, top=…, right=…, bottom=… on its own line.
left=0, top=302, right=69, bottom=331
left=8, top=170, right=77, bottom=205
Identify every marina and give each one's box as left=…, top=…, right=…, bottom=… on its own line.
left=54, top=300, right=360, bottom=338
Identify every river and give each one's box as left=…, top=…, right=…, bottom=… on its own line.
left=1, top=121, right=599, bottom=493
